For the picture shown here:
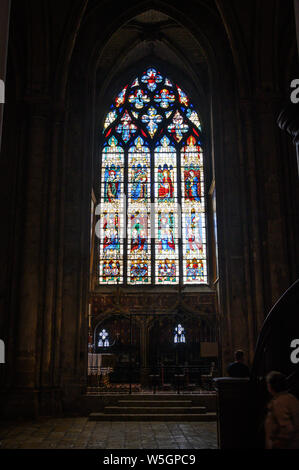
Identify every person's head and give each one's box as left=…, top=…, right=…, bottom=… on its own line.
left=266, top=371, right=287, bottom=396
left=234, top=350, right=244, bottom=362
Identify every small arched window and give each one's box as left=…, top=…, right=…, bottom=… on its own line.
left=98, top=329, right=110, bottom=348
left=174, top=324, right=186, bottom=344
left=98, top=67, right=207, bottom=285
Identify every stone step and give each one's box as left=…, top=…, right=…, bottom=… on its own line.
left=117, top=400, right=192, bottom=407
left=89, top=412, right=217, bottom=422
left=105, top=406, right=207, bottom=414
left=94, top=394, right=204, bottom=400
left=82, top=393, right=217, bottom=415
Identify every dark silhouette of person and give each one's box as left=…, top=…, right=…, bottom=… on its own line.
left=227, top=350, right=250, bottom=378
left=265, top=371, right=299, bottom=449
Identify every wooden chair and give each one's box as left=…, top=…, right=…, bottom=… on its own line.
left=201, top=362, right=217, bottom=391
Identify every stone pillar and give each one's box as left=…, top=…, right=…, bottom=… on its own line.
left=238, top=99, right=266, bottom=356
left=255, top=92, right=294, bottom=309
left=37, top=103, right=66, bottom=416
left=214, top=378, right=257, bottom=449
left=0, top=102, right=49, bottom=418
left=0, top=99, right=67, bottom=418
left=0, top=0, right=11, bottom=151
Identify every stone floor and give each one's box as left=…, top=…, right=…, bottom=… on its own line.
left=0, top=417, right=218, bottom=449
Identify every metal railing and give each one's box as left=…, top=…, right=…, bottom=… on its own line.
left=87, top=364, right=218, bottom=394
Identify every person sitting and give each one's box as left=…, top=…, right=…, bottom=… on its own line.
left=227, top=350, right=250, bottom=378
left=265, top=371, right=299, bottom=449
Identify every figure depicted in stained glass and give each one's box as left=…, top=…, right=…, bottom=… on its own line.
left=102, top=260, right=120, bottom=283
left=104, top=165, right=121, bottom=202
left=186, top=259, right=204, bottom=282
left=131, top=164, right=148, bottom=201
left=168, top=111, right=189, bottom=142
left=158, top=212, right=175, bottom=253
left=102, top=228, right=120, bottom=253
left=130, top=213, right=148, bottom=253
left=142, top=107, right=163, bottom=138
left=116, top=110, right=137, bottom=143
left=141, top=68, right=163, bottom=92
left=184, top=167, right=201, bottom=201
left=158, top=259, right=177, bottom=283
left=130, top=260, right=149, bottom=283
left=185, top=211, right=203, bottom=254
left=102, top=212, right=120, bottom=253
left=158, top=164, right=175, bottom=201
left=154, top=89, right=175, bottom=109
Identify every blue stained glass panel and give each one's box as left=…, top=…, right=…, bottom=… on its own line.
left=154, top=89, right=176, bottom=109
left=141, top=68, right=163, bottom=92
left=128, top=89, right=150, bottom=109
left=142, top=107, right=163, bottom=138
left=116, top=110, right=137, bottom=142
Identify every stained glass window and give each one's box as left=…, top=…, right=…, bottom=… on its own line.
left=155, top=136, right=178, bottom=284
left=98, top=329, right=110, bottom=348
left=181, top=136, right=207, bottom=284
left=99, top=67, right=208, bottom=285
left=174, top=324, right=186, bottom=344
left=128, top=137, right=151, bottom=284
left=99, top=136, right=124, bottom=284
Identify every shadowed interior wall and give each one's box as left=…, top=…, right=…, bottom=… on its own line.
left=0, top=0, right=11, bottom=150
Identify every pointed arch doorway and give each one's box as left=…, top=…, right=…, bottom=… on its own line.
left=88, top=64, right=219, bottom=393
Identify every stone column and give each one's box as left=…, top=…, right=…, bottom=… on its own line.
left=255, top=92, right=294, bottom=309
left=0, top=0, right=11, bottom=151
left=0, top=98, right=67, bottom=418
left=0, top=101, right=50, bottom=418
